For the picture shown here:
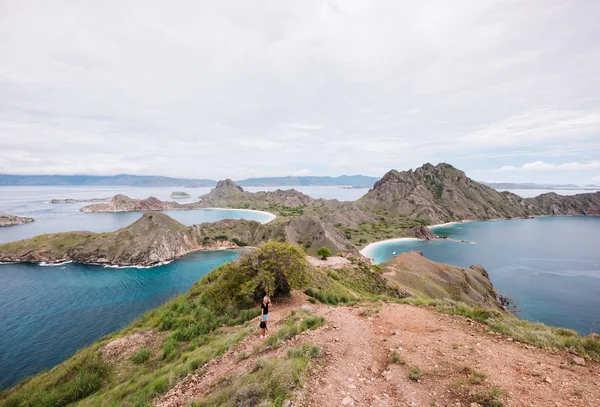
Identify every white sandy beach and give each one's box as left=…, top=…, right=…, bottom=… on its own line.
left=203, top=207, right=276, bottom=224
left=360, top=220, right=468, bottom=259
left=359, top=237, right=420, bottom=258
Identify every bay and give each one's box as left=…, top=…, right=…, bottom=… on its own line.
left=0, top=250, right=239, bottom=390
left=363, top=216, right=600, bottom=336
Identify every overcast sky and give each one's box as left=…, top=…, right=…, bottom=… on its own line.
left=1, top=1, right=599, bottom=184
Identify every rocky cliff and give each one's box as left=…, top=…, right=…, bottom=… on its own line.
left=0, top=212, right=218, bottom=266
left=381, top=251, right=503, bottom=310
left=0, top=214, right=35, bottom=227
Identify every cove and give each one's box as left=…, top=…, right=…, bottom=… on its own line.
left=362, top=216, right=600, bottom=336
left=0, top=250, right=239, bottom=390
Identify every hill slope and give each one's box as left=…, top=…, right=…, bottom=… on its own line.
left=2, top=244, right=598, bottom=406
left=0, top=212, right=235, bottom=266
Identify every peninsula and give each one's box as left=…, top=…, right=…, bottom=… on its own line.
left=2, top=241, right=598, bottom=406
left=4, top=163, right=600, bottom=265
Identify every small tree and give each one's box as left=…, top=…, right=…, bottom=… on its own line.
left=316, top=247, right=332, bottom=260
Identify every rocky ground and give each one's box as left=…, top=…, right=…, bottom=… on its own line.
left=123, top=292, right=599, bottom=407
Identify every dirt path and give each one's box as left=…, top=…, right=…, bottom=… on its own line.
left=155, top=296, right=600, bottom=407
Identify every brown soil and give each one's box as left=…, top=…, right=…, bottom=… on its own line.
left=306, top=255, right=352, bottom=269
left=100, top=330, right=163, bottom=363
left=154, top=294, right=600, bottom=407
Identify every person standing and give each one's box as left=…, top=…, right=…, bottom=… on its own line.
left=260, top=295, right=271, bottom=339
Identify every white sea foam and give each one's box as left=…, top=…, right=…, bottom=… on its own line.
left=39, top=261, right=73, bottom=267
left=101, top=260, right=173, bottom=269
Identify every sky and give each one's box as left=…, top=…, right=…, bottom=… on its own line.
left=1, top=1, right=599, bottom=184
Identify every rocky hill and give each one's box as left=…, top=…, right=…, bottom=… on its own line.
left=381, top=251, right=503, bottom=310
left=527, top=191, right=600, bottom=215
left=357, top=163, right=537, bottom=223
left=14, top=162, right=600, bottom=264
left=80, top=194, right=189, bottom=212
left=2, top=243, right=598, bottom=407
left=0, top=212, right=236, bottom=266
left=0, top=214, right=34, bottom=227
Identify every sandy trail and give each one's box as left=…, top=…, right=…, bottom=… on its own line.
left=156, top=295, right=600, bottom=407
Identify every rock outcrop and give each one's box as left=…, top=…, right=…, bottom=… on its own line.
left=0, top=212, right=214, bottom=266
left=0, top=214, right=35, bottom=227
left=381, top=251, right=502, bottom=310
left=357, top=163, right=537, bottom=223
left=80, top=194, right=186, bottom=212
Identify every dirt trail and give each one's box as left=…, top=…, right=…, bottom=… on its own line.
left=155, top=295, right=600, bottom=407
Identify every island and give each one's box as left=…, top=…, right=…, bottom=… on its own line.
left=2, top=163, right=600, bottom=406
left=0, top=214, right=35, bottom=227
left=170, top=191, right=191, bottom=199
left=4, top=163, right=600, bottom=264
left=50, top=197, right=110, bottom=203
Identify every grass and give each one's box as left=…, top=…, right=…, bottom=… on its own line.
left=390, top=350, right=406, bottom=365
left=408, top=366, right=422, bottom=382
left=458, top=365, right=488, bottom=385
left=260, top=313, right=325, bottom=350
left=337, top=215, right=428, bottom=245
left=0, top=352, right=110, bottom=407
left=400, top=297, right=600, bottom=361
left=305, top=264, right=398, bottom=306
left=472, top=385, right=504, bottom=407
left=191, top=344, right=322, bottom=407
left=131, top=348, right=151, bottom=365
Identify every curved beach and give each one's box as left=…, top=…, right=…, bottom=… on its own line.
left=360, top=237, right=420, bottom=259
left=360, top=221, right=465, bottom=259
left=203, top=207, right=276, bottom=223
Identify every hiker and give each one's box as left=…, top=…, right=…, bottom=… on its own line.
left=260, top=295, right=271, bottom=339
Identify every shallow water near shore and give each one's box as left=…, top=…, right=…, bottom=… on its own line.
left=0, top=250, right=239, bottom=390
left=365, top=216, right=600, bottom=336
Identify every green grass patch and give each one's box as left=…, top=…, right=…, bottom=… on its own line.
left=390, top=350, right=406, bottom=365
left=191, top=344, right=322, bottom=407
left=0, top=352, right=110, bottom=407
left=401, top=297, right=600, bottom=361
left=408, top=366, right=422, bottom=382
left=260, top=313, right=325, bottom=350
left=130, top=347, right=151, bottom=365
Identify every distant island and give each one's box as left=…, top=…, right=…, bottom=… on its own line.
left=0, top=173, right=379, bottom=187
left=0, top=214, right=34, bottom=227
left=50, top=197, right=110, bottom=204
left=483, top=181, right=599, bottom=190
left=170, top=191, right=191, bottom=199
left=4, top=163, right=600, bottom=265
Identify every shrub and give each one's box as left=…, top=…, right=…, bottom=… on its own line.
left=231, top=238, right=248, bottom=247
left=408, top=366, right=422, bottom=381
left=199, top=241, right=310, bottom=312
left=130, top=348, right=151, bottom=365
left=390, top=350, right=405, bottom=365
left=316, top=247, right=332, bottom=260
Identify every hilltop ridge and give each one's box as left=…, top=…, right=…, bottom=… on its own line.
left=2, top=242, right=598, bottom=406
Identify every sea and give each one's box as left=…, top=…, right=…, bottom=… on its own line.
left=364, top=216, right=600, bottom=337
left=0, top=185, right=598, bottom=389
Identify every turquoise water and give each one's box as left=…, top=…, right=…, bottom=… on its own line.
left=366, top=216, right=600, bottom=336
left=0, top=250, right=239, bottom=390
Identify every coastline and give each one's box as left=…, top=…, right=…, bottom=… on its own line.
left=359, top=237, right=420, bottom=259
left=360, top=220, right=466, bottom=260
left=202, top=207, right=276, bottom=224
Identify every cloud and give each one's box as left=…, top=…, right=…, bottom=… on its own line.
left=494, top=161, right=600, bottom=172
left=290, top=168, right=310, bottom=176
left=0, top=0, right=599, bottom=182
